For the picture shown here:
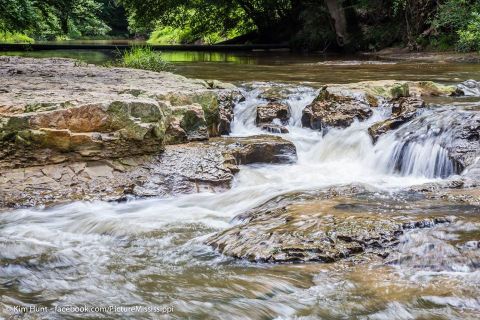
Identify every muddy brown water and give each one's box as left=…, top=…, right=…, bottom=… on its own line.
left=3, top=50, right=480, bottom=84
left=0, top=50, right=479, bottom=319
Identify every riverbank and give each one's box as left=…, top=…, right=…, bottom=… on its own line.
left=364, top=47, right=480, bottom=64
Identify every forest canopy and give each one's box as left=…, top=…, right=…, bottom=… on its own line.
left=0, top=0, right=129, bottom=40
left=1, top=0, right=479, bottom=52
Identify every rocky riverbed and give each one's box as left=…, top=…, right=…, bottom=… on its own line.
left=0, top=56, right=479, bottom=319
left=0, top=57, right=298, bottom=207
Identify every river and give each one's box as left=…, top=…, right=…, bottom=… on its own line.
left=0, top=50, right=479, bottom=319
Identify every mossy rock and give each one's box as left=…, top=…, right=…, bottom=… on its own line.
left=415, top=81, right=456, bottom=96
left=390, top=83, right=410, bottom=99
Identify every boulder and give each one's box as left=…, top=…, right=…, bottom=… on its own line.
left=216, top=90, right=244, bottom=136
left=256, top=102, right=291, bottom=125
left=206, top=191, right=451, bottom=263
left=219, top=135, right=297, bottom=165
left=455, top=80, right=480, bottom=96
left=301, top=86, right=373, bottom=130
left=368, top=97, right=425, bottom=142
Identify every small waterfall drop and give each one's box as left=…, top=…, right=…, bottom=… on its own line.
left=230, top=84, right=469, bottom=183
left=373, top=108, right=468, bottom=178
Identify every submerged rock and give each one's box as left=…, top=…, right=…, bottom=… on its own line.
left=256, top=85, right=293, bottom=102
left=260, top=123, right=289, bottom=134
left=326, top=80, right=456, bottom=99
left=0, top=135, right=296, bottom=208
left=455, top=80, right=480, bottom=96
left=301, top=86, right=373, bottom=130
left=368, top=97, right=425, bottom=142
left=207, top=191, right=452, bottom=263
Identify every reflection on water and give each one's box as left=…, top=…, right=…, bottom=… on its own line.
left=0, top=49, right=479, bottom=319
left=1, top=50, right=113, bottom=65
left=3, top=50, right=480, bottom=85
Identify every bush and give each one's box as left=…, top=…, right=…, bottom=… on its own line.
left=0, top=32, right=34, bottom=43
left=147, top=25, right=243, bottom=45
left=457, top=12, right=480, bottom=52
left=116, top=46, right=170, bottom=72
left=430, top=0, right=480, bottom=52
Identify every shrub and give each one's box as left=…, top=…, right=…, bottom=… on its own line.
left=116, top=46, right=170, bottom=72
left=457, top=12, right=480, bottom=52
left=147, top=25, right=244, bottom=45
left=430, top=0, right=480, bottom=52
left=0, top=32, right=34, bottom=44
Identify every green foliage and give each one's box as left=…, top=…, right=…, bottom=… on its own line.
left=432, top=0, right=475, bottom=32
left=115, top=46, right=170, bottom=72
left=0, top=0, right=128, bottom=40
left=120, top=0, right=261, bottom=40
left=0, top=31, right=34, bottom=43
left=392, top=0, right=407, bottom=15
left=148, top=26, right=195, bottom=44
left=0, top=0, right=37, bottom=32
left=457, top=12, right=480, bottom=52
left=148, top=25, right=245, bottom=44
left=430, top=0, right=480, bottom=52
left=3, top=0, right=480, bottom=52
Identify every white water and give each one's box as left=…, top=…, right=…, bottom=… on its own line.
left=1, top=85, right=459, bottom=235
left=2, top=84, right=478, bottom=319
left=229, top=85, right=444, bottom=195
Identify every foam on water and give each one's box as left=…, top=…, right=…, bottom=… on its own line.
left=1, top=83, right=478, bottom=319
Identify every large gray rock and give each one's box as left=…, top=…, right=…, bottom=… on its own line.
left=388, top=109, right=479, bottom=174
left=301, top=86, right=373, bottom=130
left=368, top=97, right=425, bottom=142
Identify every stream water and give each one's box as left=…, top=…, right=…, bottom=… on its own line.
left=0, top=54, right=479, bottom=319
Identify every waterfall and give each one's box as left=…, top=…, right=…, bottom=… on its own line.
left=230, top=85, right=467, bottom=180
left=373, top=108, right=469, bottom=178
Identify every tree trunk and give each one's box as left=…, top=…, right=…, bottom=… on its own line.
left=60, top=15, right=69, bottom=35
left=324, top=0, right=349, bottom=47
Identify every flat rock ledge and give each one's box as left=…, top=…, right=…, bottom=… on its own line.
left=0, top=57, right=242, bottom=168
left=206, top=189, right=452, bottom=263
left=0, top=57, right=299, bottom=208
left=0, top=135, right=296, bottom=208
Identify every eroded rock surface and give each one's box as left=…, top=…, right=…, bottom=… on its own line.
left=368, top=97, right=425, bottom=142
left=0, top=57, right=240, bottom=168
left=207, top=189, right=452, bottom=263
left=301, top=86, right=373, bottom=130
left=0, top=135, right=296, bottom=208
left=256, top=102, right=290, bottom=124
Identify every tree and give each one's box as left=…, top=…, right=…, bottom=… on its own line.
left=0, top=0, right=38, bottom=32
left=38, top=0, right=110, bottom=36
left=0, top=0, right=115, bottom=39
left=119, top=0, right=355, bottom=47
